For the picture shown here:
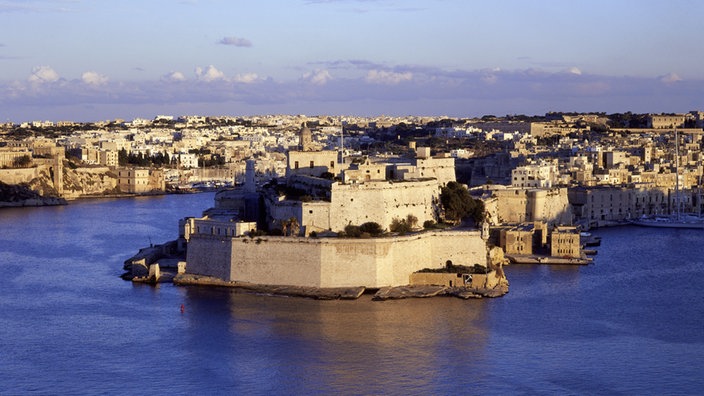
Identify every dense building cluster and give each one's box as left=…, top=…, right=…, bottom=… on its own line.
left=2, top=111, right=703, bottom=229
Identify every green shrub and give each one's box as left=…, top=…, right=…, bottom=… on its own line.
left=390, top=217, right=412, bottom=234
left=359, top=222, right=383, bottom=236
left=344, top=224, right=362, bottom=238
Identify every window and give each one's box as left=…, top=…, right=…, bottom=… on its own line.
left=294, top=161, right=299, bottom=169
left=330, top=161, right=334, bottom=168
left=310, top=161, right=314, bottom=168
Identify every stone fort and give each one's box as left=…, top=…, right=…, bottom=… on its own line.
left=182, top=122, right=493, bottom=288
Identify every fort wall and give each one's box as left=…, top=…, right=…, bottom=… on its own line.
left=0, top=167, right=40, bottom=184
left=490, top=187, right=571, bottom=225
left=329, top=179, right=439, bottom=232
left=186, top=230, right=487, bottom=288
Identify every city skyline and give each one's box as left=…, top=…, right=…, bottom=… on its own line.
left=2, top=0, right=703, bottom=122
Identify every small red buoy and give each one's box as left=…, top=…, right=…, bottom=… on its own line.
left=180, top=304, right=185, bottom=313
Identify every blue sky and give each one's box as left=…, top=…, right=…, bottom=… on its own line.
left=1, top=0, right=703, bottom=122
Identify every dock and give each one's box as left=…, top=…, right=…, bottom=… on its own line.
left=506, top=254, right=592, bottom=265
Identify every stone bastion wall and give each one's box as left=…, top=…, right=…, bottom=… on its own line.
left=329, top=179, right=440, bottom=232
left=186, top=230, right=487, bottom=288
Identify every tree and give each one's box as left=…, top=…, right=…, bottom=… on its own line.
left=359, top=222, right=383, bottom=237
left=440, top=181, right=485, bottom=224
left=389, top=214, right=418, bottom=234
left=389, top=217, right=412, bottom=234
left=118, top=148, right=128, bottom=166
left=344, top=224, right=362, bottom=238
left=12, top=155, right=31, bottom=168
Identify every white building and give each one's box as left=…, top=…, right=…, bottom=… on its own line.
left=177, top=153, right=199, bottom=169
left=511, top=161, right=558, bottom=188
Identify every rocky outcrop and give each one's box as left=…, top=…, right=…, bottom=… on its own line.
left=0, top=181, right=66, bottom=208
left=0, top=160, right=120, bottom=204
left=61, top=165, right=118, bottom=199
left=122, top=241, right=181, bottom=279
left=488, top=245, right=510, bottom=267
left=372, top=283, right=508, bottom=301
left=173, top=274, right=366, bottom=300
left=171, top=274, right=508, bottom=301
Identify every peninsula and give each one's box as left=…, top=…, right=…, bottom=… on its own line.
left=125, top=122, right=509, bottom=300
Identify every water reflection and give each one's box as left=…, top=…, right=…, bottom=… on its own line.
left=3, top=196, right=704, bottom=394
left=180, top=287, right=492, bottom=393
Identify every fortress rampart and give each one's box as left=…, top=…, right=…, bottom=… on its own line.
left=186, top=229, right=487, bottom=288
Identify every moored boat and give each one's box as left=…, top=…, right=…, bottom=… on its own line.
left=629, top=215, right=704, bottom=229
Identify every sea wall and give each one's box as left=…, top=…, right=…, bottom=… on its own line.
left=186, top=230, right=487, bottom=288
left=410, top=271, right=504, bottom=289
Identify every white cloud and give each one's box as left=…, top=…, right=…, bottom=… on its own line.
left=233, top=73, right=260, bottom=83
left=365, top=69, right=412, bottom=84
left=163, top=71, right=186, bottom=81
left=567, top=67, right=582, bottom=75
left=28, top=65, right=59, bottom=83
left=218, top=36, right=252, bottom=47
left=81, top=71, right=108, bottom=85
left=5, top=64, right=704, bottom=122
left=660, top=72, right=682, bottom=84
left=480, top=69, right=498, bottom=84
left=195, top=65, right=225, bottom=82
left=301, top=69, right=332, bottom=85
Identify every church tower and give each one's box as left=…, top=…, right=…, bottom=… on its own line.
left=299, top=122, right=313, bottom=151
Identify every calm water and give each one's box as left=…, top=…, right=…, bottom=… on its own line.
left=1, top=193, right=703, bottom=395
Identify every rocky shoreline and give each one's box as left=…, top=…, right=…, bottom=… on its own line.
left=124, top=240, right=509, bottom=301
left=172, top=273, right=508, bottom=301
left=0, top=182, right=67, bottom=208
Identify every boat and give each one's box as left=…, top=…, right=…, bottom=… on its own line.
left=629, top=128, right=704, bottom=229
left=580, top=232, right=602, bottom=246
left=630, top=214, right=704, bottom=229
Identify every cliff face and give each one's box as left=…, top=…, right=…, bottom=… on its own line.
left=61, top=165, right=118, bottom=199
left=0, top=161, right=119, bottom=204
left=0, top=180, right=66, bottom=207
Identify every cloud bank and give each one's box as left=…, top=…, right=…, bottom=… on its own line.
left=2, top=62, right=703, bottom=121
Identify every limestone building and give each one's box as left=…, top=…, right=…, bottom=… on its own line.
left=117, top=168, right=165, bottom=193
left=215, top=123, right=457, bottom=236
left=511, top=160, right=558, bottom=188
left=648, top=114, right=686, bottom=129
left=550, top=226, right=580, bottom=258
left=484, top=185, right=572, bottom=225
left=181, top=123, right=495, bottom=289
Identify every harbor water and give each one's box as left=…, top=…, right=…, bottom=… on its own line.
left=1, top=193, right=703, bottom=394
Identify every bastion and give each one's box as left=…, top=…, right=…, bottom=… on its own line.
left=184, top=229, right=489, bottom=289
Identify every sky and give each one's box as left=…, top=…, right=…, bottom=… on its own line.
left=1, top=0, right=703, bottom=122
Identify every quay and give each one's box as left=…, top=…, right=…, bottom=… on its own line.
left=506, top=254, right=592, bottom=265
